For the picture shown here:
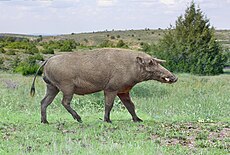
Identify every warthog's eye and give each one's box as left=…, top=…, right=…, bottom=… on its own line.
left=160, top=72, right=164, bottom=76
left=149, top=60, right=154, bottom=65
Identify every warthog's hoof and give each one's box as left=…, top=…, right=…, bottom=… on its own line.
left=41, top=120, right=49, bottom=124
left=133, top=117, right=143, bottom=122
left=104, top=118, right=112, bottom=123
left=77, top=119, right=83, bottom=123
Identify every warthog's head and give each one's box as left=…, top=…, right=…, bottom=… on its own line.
left=137, top=56, right=177, bottom=84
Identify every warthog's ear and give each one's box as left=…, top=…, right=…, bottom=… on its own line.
left=152, top=58, right=166, bottom=64
left=136, top=57, right=145, bottom=65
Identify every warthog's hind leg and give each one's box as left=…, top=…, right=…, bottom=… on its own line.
left=61, top=94, right=82, bottom=123
left=41, top=84, right=59, bottom=124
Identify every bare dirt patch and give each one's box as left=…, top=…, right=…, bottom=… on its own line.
left=150, top=122, right=229, bottom=151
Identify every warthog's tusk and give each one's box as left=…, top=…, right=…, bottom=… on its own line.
left=165, top=78, right=170, bottom=82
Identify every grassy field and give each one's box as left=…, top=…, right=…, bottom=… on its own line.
left=0, top=72, right=229, bottom=154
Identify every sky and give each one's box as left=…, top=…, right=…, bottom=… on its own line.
left=0, top=0, right=230, bottom=35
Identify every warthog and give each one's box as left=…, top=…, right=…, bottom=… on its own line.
left=31, top=48, right=177, bottom=123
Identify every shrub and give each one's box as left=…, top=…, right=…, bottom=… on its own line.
left=11, top=56, right=20, bottom=70
left=116, top=40, right=128, bottom=48
left=149, top=2, right=227, bottom=75
left=15, top=63, right=41, bottom=76
left=223, top=48, right=230, bottom=67
left=0, top=57, right=4, bottom=69
left=60, top=45, right=72, bottom=52
left=116, top=35, right=121, bottom=38
left=110, top=36, right=115, bottom=39
left=41, top=39, right=77, bottom=52
left=41, top=40, right=60, bottom=49
left=0, top=48, right=5, bottom=53
left=0, top=57, right=4, bottom=65
left=5, top=41, right=34, bottom=50
left=24, top=46, right=39, bottom=54
left=60, top=39, right=77, bottom=51
left=37, top=35, right=43, bottom=42
left=84, top=38, right=89, bottom=43
left=141, top=43, right=152, bottom=54
left=40, top=48, right=54, bottom=54
left=29, top=53, right=44, bottom=62
left=5, top=50, right=16, bottom=55
left=15, top=54, right=44, bottom=75
left=99, top=40, right=114, bottom=48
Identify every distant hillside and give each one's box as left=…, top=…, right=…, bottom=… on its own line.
left=1, top=29, right=230, bottom=49
left=40, top=29, right=163, bottom=50
left=215, top=30, right=230, bottom=48
left=42, top=29, right=230, bottom=49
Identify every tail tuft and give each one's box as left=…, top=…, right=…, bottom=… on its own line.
left=30, top=59, right=48, bottom=97
left=30, top=86, right=35, bottom=97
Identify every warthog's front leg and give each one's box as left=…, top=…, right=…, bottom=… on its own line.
left=104, top=91, right=117, bottom=123
left=117, top=93, right=142, bottom=122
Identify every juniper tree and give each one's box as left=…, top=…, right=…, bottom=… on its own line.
left=152, top=1, right=226, bottom=75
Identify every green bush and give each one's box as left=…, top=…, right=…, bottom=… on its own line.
left=15, top=63, right=41, bottom=76
left=0, top=48, right=5, bottom=53
left=5, top=50, right=16, bottom=55
left=223, top=48, right=230, bottom=66
left=11, top=56, right=20, bottom=70
left=24, top=46, right=39, bottom=54
left=149, top=2, right=227, bottom=75
left=141, top=43, right=152, bottom=54
left=40, top=47, right=54, bottom=54
left=28, top=54, right=44, bottom=63
left=0, top=57, right=4, bottom=65
left=5, top=41, right=30, bottom=49
left=60, top=45, right=72, bottom=52
left=37, top=35, right=43, bottom=42
left=83, top=38, right=89, bottom=43
left=0, top=57, right=4, bottom=69
left=116, top=40, right=128, bottom=48
left=41, top=39, right=77, bottom=52
left=99, top=40, right=114, bottom=48
left=14, top=54, right=44, bottom=75
left=41, top=40, right=60, bottom=49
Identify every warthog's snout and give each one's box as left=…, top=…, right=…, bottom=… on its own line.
left=162, top=74, right=178, bottom=84
left=164, top=75, right=177, bottom=83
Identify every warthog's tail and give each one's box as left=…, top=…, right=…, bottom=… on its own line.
left=30, top=60, right=48, bottom=97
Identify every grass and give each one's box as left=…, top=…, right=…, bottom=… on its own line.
left=0, top=72, right=229, bottom=154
